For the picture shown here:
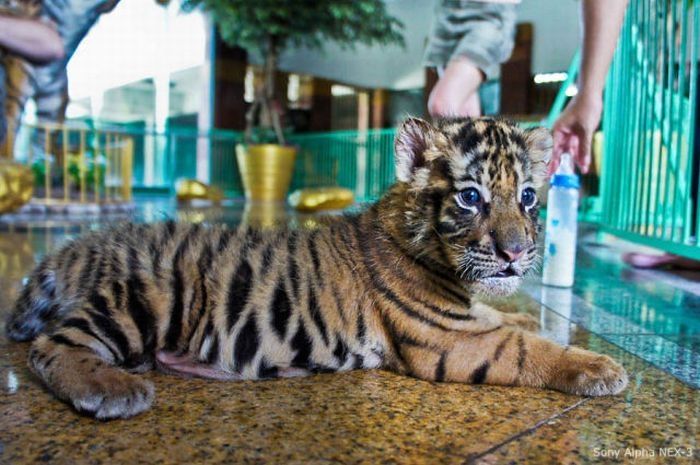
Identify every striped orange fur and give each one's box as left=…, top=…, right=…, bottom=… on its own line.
left=6, top=117, right=627, bottom=420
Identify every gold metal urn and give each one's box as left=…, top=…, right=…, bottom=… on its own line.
left=175, top=178, right=223, bottom=204
left=0, top=160, right=34, bottom=214
left=288, top=187, right=354, bottom=212
left=236, top=144, right=297, bottom=202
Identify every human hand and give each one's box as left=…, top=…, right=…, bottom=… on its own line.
left=549, top=92, right=603, bottom=175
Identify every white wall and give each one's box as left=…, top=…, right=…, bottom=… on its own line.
left=279, top=0, right=581, bottom=90
left=279, top=0, right=429, bottom=90
left=67, top=0, right=206, bottom=100
left=67, top=0, right=581, bottom=97
left=517, top=0, right=580, bottom=75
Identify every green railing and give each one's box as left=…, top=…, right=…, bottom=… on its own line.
left=123, top=126, right=397, bottom=202
left=120, top=126, right=243, bottom=195
left=68, top=76, right=586, bottom=208
left=289, top=129, right=396, bottom=202
left=601, top=0, right=699, bottom=258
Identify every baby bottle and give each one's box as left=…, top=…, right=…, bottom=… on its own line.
left=542, top=153, right=580, bottom=287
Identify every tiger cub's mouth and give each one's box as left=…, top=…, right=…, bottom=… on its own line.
left=487, top=267, right=521, bottom=278
left=471, top=264, right=525, bottom=297
left=489, top=266, right=521, bottom=279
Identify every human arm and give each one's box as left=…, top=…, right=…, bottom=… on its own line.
left=550, top=0, right=628, bottom=174
left=0, top=15, right=64, bottom=63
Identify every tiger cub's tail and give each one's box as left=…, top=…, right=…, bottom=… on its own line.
left=5, top=260, right=60, bottom=342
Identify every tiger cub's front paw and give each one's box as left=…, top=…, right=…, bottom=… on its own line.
left=549, top=347, right=628, bottom=396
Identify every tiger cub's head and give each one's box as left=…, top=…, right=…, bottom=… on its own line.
left=389, top=117, right=552, bottom=296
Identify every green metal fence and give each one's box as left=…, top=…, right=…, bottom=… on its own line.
left=289, top=129, right=396, bottom=202
left=125, top=126, right=397, bottom=202
left=122, top=127, right=243, bottom=195
left=601, top=0, right=700, bottom=258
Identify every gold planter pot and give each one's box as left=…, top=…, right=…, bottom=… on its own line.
left=0, top=160, right=34, bottom=214
left=236, top=144, right=297, bottom=201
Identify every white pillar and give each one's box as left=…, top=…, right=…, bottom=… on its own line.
left=196, top=17, right=214, bottom=183
left=356, top=91, right=369, bottom=200
left=151, top=2, right=171, bottom=187
left=90, top=92, right=104, bottom=119
left=153, top=72, right=170, bottom=186
left=144, top=117, right=155, bottom=186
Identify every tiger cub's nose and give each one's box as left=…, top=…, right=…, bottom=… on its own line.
left=497, top=244, right=525, bottom=263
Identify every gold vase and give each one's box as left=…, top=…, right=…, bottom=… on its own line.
left=288, top=187, right=354, bottom=212
left=242, top=201, right=289, bottom=229
left=175, top=178, right=223, bottom=204
left=0, top=160, right=34, bottom=214
left=236, top=144, right=297, bottom=201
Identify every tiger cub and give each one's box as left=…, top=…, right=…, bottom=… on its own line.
left=6, top=117, right=628, bottom=420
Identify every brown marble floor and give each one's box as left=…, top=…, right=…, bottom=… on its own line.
left=0, top=229, right=698, bottom=465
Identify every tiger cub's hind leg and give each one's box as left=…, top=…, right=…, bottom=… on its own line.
left=29, top=305, right=155, bottom=420
left=6, top=260, right=61, bottom=341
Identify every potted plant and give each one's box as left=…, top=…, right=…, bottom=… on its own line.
left=181, top=0, right=404, bottom=201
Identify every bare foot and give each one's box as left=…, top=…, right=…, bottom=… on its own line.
left=623, top=252, right=700, bottom=270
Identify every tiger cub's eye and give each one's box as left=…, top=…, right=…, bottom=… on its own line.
left=521, top=187, right=537, bottom=207
left=456, top=188, right=482, bottom=209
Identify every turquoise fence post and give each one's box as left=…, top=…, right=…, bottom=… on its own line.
left=600, top=0, right=700, bottom=259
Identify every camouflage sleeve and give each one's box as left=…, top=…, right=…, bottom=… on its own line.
left=424, top=0, right=517, bottom=80
left=0, top=0, right=42, bottom=18
left=0, top=62, right=6, bottom=144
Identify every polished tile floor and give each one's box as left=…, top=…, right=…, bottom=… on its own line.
left=524, top=230, right=700, bottom=389
left=0, top=200, right=698, bottom=464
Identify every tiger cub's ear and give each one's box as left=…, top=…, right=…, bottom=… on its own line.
left=524, top=127, right=553, bottom=188
left=394, top=117, right=438, bottom=183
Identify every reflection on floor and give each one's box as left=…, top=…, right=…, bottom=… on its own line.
left=524, top=229, right=700, bottom=389
left=0, top=199, right=697, bottom=464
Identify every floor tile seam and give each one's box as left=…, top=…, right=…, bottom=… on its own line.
left=456, top=398, right=591, bottom=464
